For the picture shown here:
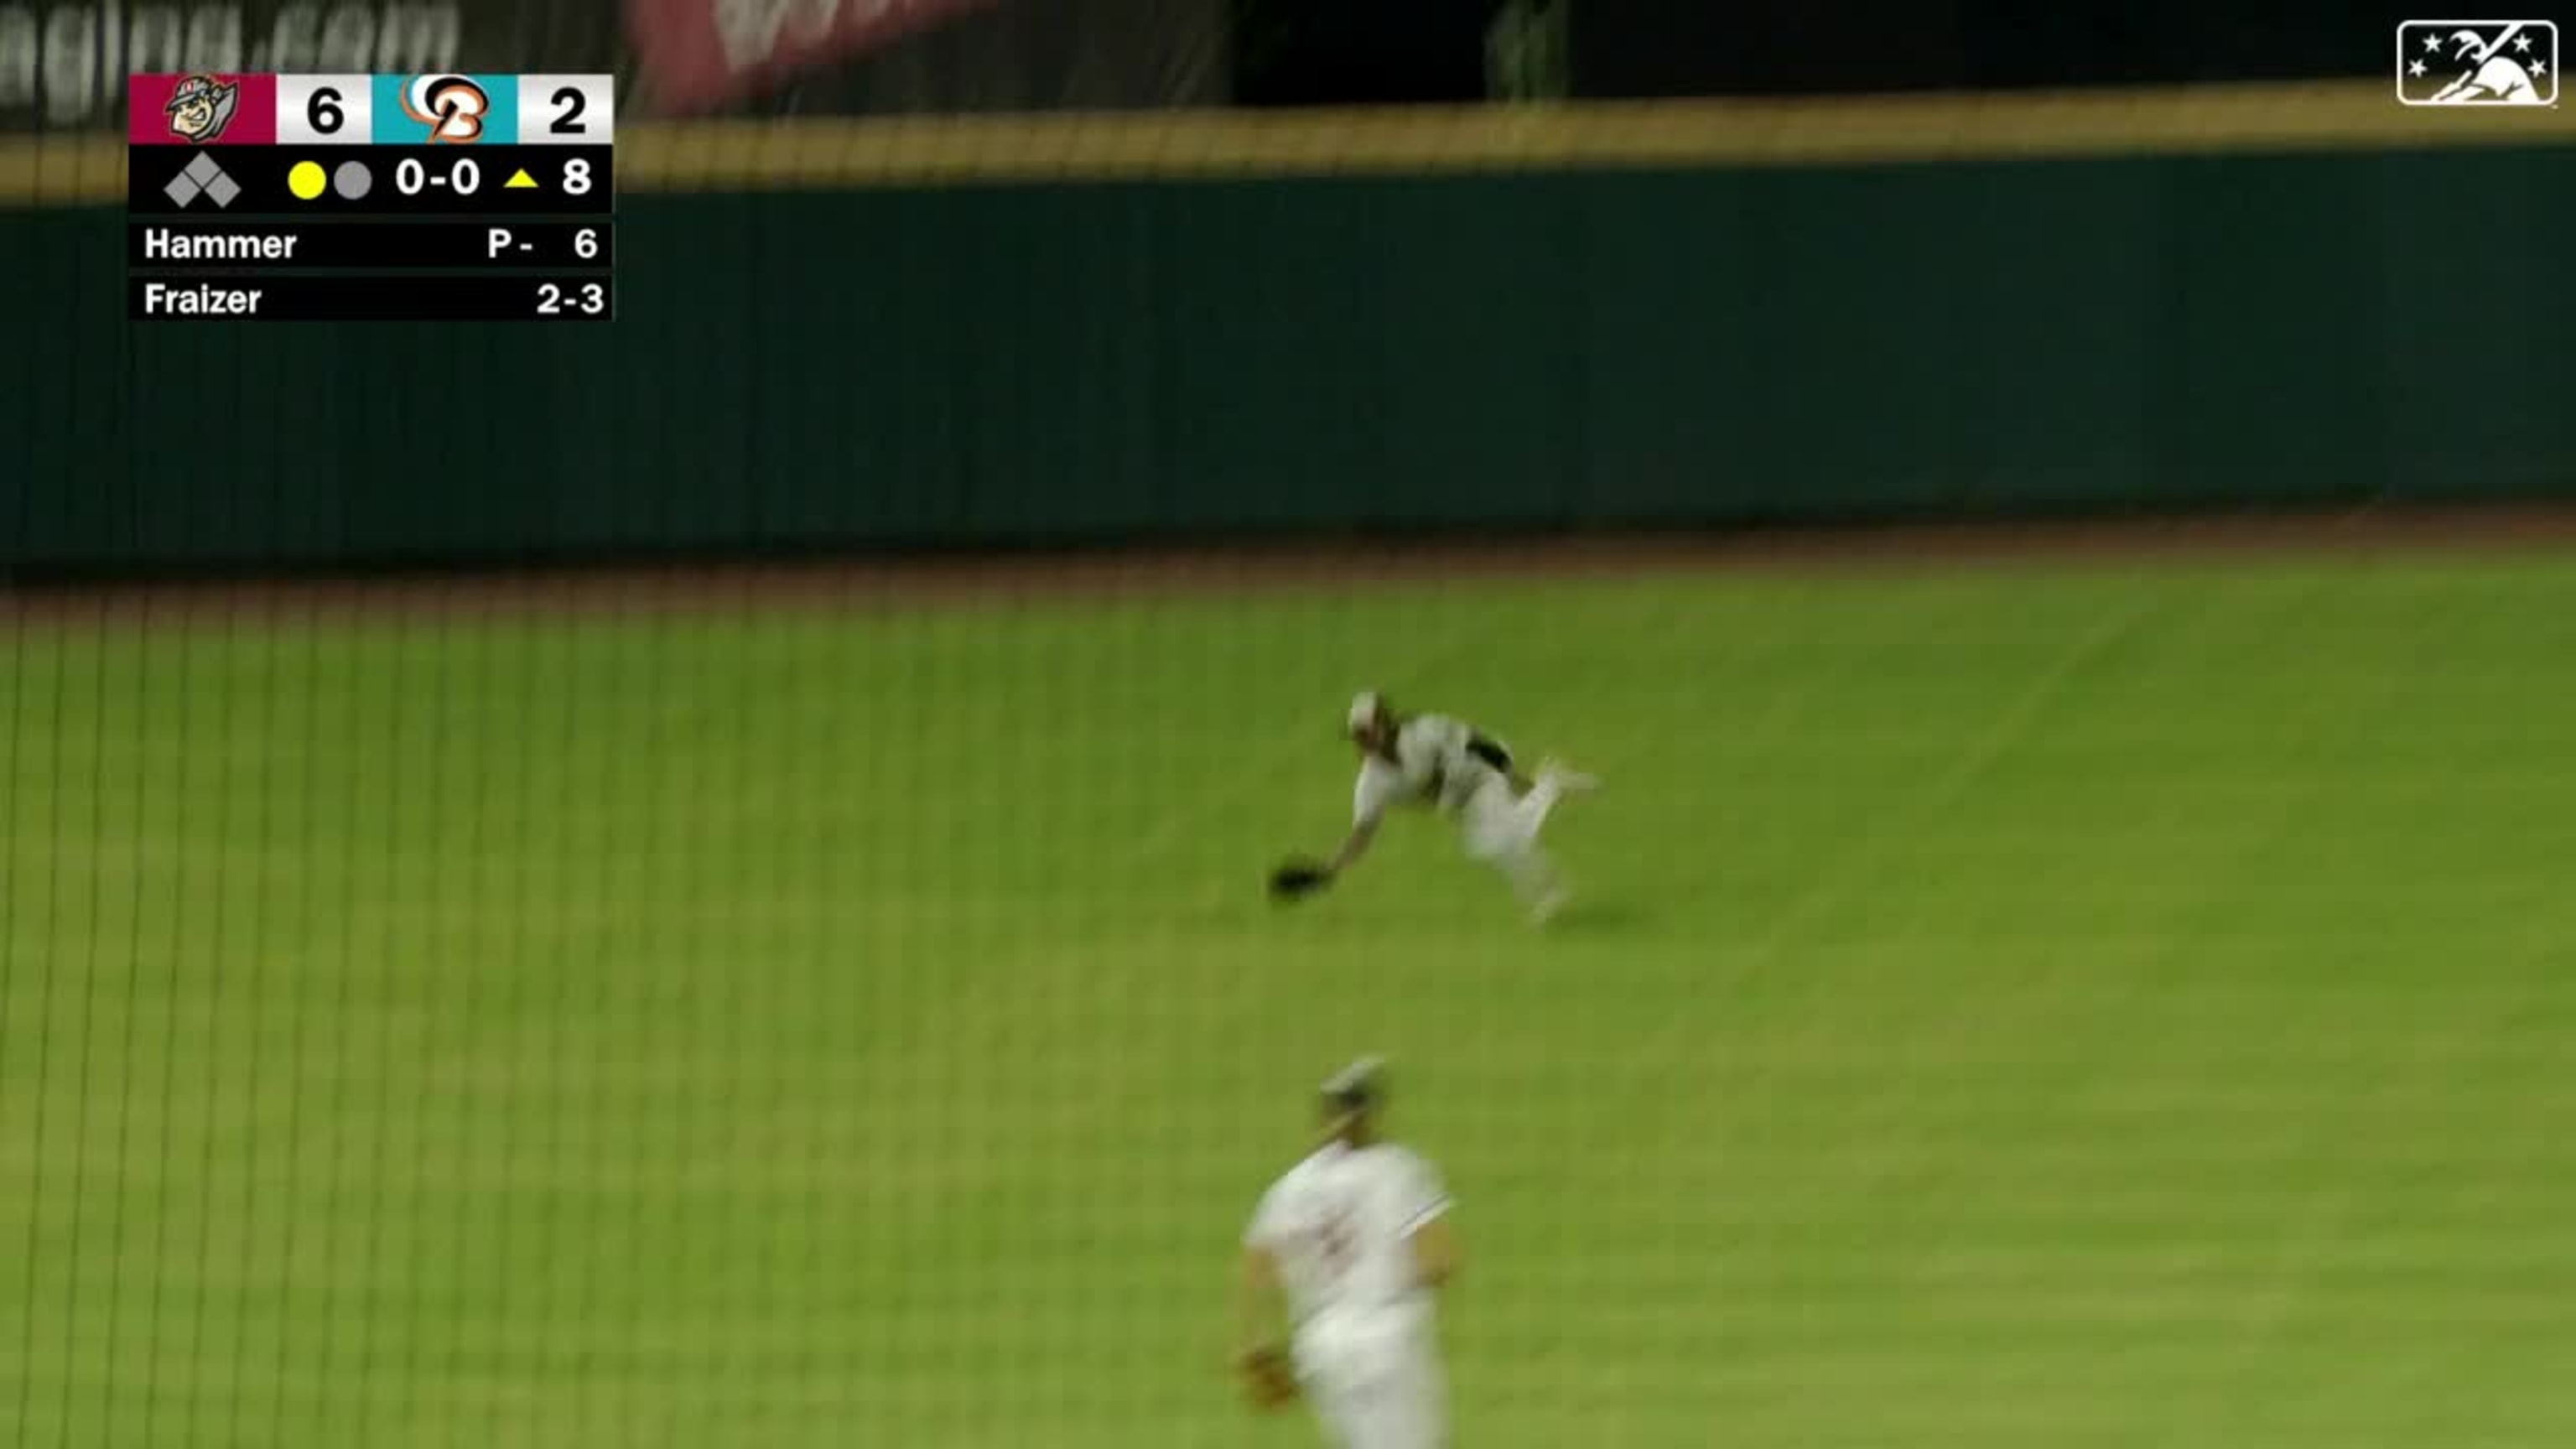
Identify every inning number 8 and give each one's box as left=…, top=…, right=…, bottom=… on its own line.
left=563, top=158, right=593, bottom=196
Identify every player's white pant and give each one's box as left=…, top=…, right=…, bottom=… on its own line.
left=1457, top=769, right=1569, bottom=909
left=1297, top=1313, right=1447, bottom=1449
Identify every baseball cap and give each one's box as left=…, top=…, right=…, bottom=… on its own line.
left=1321, top=1055, right=1388, bottom=1113
left=1346, top=691, right=1384, bottom=734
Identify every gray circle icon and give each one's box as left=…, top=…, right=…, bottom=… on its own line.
left=333, top=161, right=372, bottom=200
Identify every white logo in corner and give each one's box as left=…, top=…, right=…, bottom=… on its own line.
left=2397, top=19, right=2558, bottom=104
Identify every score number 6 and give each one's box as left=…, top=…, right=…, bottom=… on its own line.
left=538, top=282, right=607, bottom=317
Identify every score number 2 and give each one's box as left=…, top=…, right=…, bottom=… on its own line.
left=538, top=282, right=607, bottom=317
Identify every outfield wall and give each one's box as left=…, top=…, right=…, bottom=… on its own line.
left=4, top=84, right=2573, bottom=575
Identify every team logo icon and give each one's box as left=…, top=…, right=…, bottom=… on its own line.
left=402, top=75, right=494, bottom=141
left=2397, top=20, right=2558, bottom=104
left=164, top=74, right=241, bottom=143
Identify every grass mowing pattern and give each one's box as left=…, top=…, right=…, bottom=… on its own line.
left=5, top=556, right=2576, bottom=1447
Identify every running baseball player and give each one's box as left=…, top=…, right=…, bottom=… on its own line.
left=1233, top=1057, right=1457, bottom=1448
left=1272, top=691, right=1595, bottom=923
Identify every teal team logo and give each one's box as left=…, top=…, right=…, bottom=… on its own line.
left=371, top=74, right=519, bottom=143
left=2397, top=20, right=2558, bottom=104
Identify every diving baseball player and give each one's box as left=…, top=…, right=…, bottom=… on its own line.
left=1233, top=1057, right=1457, bottom=1448
left=1275, top=691, right=1595, bottom=922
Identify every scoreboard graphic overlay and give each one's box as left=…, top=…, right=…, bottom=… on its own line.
left=127, top=73, right=613, bottom=323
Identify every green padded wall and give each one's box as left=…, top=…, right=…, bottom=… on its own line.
left=8, top=144, right=2573, bottom=574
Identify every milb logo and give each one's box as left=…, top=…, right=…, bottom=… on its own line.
left=2397, top=19, right=2558, bottom=104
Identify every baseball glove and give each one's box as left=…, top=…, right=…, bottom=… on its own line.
left=1268, top=856, right=1335, bottom=903
left=1235, top=1343, right=1300, bottom=1410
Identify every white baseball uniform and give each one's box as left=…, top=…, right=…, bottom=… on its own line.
left=1244, top=1140, right=1453, bottom=1449
left=1353, top=713, right=1572, bottom=908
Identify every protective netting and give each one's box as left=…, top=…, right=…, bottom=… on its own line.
left=8, top=53, right=2576, bottom=1449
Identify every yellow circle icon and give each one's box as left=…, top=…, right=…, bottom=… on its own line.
left=287, top=161, right=326, bottom=200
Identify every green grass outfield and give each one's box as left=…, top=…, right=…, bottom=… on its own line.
left=5, top=551, right=2575, bottom=1448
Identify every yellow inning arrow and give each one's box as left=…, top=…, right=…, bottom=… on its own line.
left=504, top=169, right=538, bottom=190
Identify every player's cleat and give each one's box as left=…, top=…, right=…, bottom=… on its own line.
left=1538, top=758, right=1598, bottom=793
left=1530, top=885, right=1571, bottom=927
